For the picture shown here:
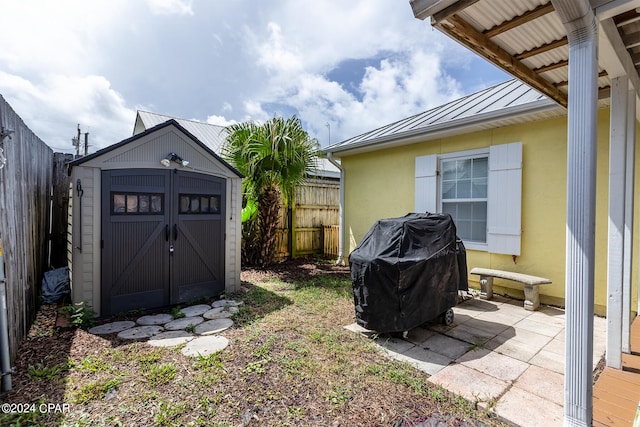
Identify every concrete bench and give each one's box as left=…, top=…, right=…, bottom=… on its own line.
left=469, top=267, right=552, bottom=311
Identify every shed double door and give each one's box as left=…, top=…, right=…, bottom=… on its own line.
left=101, top=169, right=225, bottom=316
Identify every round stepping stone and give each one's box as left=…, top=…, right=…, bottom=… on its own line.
left=164, top=316, right=204, bottom=331
left=147, top=330, right=195, bottom=347
left=137, top=313, right=173, bottom=326
left=194, top=318, right=233, bottom=335
left=88, top=321, right=135, bottom=335
left=211, top=299, right=243, bottom=308
left=179, top=304, right=211, bottom=318
left=117, top=325, right=163, bottom=340
left=203, top=308, right=233, bottom=320
left=181, top=335, right=229, bottom=357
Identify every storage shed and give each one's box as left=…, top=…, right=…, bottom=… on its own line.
left=67, top=119, right=243, bottom=316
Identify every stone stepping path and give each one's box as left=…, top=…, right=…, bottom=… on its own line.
left=203, top=308, right=233, bottom=319
left=164, top=316, right=204, bottom=331
left=194, top=318, right=233, bottom=335
left=137, top=313, right=173, bottom=326
left=211, top=299, right=243, bottom=308
left=117, top=325, right=163, bottom=340
left=178, top=304, right=211, bottom=317
left=87, top=300, right=242, bottom=355
left=181, top=336, right=229, bottom=357
left=148, top=330, right=195, bottom=347
left=88, top=321, right=136, bottom=335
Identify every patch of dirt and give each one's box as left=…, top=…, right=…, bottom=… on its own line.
left=240, top=256, right=350, bottom=283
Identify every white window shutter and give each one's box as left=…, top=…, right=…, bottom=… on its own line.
left=415, top=154, right=437, bottom=213
left=487, top=142, right=522, bottom=255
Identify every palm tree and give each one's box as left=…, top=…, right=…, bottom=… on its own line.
left=223, top=115, right=319, bottom=266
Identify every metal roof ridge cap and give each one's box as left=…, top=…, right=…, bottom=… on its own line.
left=323, top=98, right=561, bottom=155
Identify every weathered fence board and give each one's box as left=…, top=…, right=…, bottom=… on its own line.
left=275, top=180, right=340, bottom=259
left=0, top=95, right=53, bottom=364
left=50, top=153, right=73, bottom=268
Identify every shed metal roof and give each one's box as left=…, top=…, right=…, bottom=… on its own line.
left=69, top=119, right=243, bottom=177
left=135, top=110, right=341, bottom=179
left=134, top=110, right=228, bottom=153
left=324, top=79, right=564, bottom=157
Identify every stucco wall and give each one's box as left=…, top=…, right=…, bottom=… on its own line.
left=341, top=108, right=640, bottom=315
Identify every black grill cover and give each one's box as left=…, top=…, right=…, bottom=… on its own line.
left=349, top=213, right=468, bottom=333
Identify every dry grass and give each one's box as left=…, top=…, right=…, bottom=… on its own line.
left=1, top=258, right=506, bottom=426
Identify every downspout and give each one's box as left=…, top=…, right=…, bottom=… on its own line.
left=326, top=152, right=345, bottom=265
left=0, top=239, right=12, bottom=392
left=550, top=1, right=598, bottom=426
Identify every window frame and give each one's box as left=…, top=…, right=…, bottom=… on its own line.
left=438, top=148, right=489, bottom=251
left=414, top=142, right=522, bottom=255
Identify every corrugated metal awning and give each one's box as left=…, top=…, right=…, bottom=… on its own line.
left=410, top=0, right=640, bottom=108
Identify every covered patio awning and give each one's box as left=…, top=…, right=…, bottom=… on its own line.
left=411, top=0, right=640, bottom=107
left=409, top=0, right=640, bottom=425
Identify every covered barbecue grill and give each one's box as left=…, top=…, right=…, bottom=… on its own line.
left=349, top=212, right=468, bottom=333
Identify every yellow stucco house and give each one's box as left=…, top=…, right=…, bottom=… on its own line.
left=324, top=79, right=639, bottom=316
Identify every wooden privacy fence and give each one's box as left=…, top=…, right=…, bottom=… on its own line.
left=0, top=94, right=53, bottom=364
left=275, top=180, right=340, bottom=259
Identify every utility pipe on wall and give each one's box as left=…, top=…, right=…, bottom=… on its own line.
left=0, top=239, right=12, bottom=392
left=326, top=152, right=345, bottom=265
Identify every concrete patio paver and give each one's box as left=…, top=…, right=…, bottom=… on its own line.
left=345, top=293, right=608, bottom=427
left=513, top=365, right=563, bottom=405
left=388, top=346, right=453, bottom=376
left=421, top=333, right=472, bottom=360
left=405, top=326, right=437, bottom=345
left=515, top=317, right=563, bottom=337
left=428, top=363, right=510, bottom=402
left=484, top=333, right=547, bottom=362
left=529, top=348, right=565, bottom=374
left=494, top=384, right=563, bottom=427
left=457, top=347, right=529, bottom=382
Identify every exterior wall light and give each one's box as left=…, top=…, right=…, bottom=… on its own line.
left=161, top=152, right=189, bottom=167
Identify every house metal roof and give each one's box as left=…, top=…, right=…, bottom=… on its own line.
left=324, top=79, right=565, bottom=157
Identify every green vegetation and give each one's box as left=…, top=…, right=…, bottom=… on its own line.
left=59, top=301, right=96, bottom=329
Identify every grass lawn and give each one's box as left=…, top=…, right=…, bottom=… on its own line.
left=1, top=258, right=506, bottom=426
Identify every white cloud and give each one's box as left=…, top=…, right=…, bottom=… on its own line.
left=206, top=115, right=237, bottom=127
left=0, top=71, right=134, bottom=152
left=146, top=0, right=193, bottom=15
left=0, top=0, right=503, bottom=154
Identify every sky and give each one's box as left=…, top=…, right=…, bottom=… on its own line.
left=0, top=0, right=508, bottom=153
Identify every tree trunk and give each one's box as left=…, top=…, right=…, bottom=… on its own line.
left=257, top=188, right=281, bottom=266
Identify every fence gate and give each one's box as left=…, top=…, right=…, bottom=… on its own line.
left=101, top=169, right=225, bottom=315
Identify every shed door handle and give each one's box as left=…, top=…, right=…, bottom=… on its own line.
left=173, top=224, right=179, bottom=240
left=165, top=224, right=170, bottom=241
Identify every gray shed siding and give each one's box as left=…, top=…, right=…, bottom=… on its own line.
left=67, top=123, right=242, bottom=316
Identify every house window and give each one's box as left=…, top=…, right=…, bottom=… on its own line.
left=415, top=142, right=522, bottom=255
left=440, top=156, right=488, bottom=243
left=112, top=193, right=163, bottom=215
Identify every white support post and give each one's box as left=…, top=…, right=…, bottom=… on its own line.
left=623, top=88, right=635, bottom=354
left=607, top=76, right=628, bottom=369
left=552, top=1, right=598, bottom=424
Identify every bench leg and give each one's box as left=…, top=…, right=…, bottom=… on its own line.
left=479, top=276, right=493, bottom=300
left=523, top=285, right=540, bottom=311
